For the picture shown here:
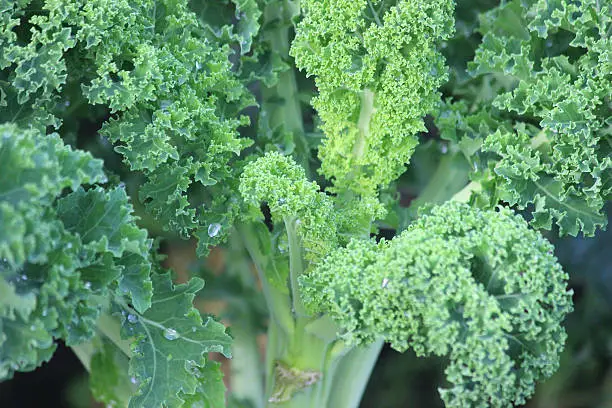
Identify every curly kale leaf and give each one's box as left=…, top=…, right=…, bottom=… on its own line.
left=0, top=123, right=154, bottom=378
left=78, top=0, right=254, bottom=241
left=240, top=152, right=387, bottom=262
left=448, top=0, right=611, bottom=236
left=302, top=201, right=573, bottom=407
left=291, top=0, right=454, bottom=196
left=2, top=0, right=255, bottom=250
left=240, top=152, right=340, bottom=261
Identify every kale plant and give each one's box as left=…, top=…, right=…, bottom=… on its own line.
left=0, top=0, right=609, bottom=407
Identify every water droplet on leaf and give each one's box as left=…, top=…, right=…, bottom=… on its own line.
left=84, top=281, right=92, bottom=289
left=164, top=328, right=179, bottom=340
left=127, top=314, right=138, bottom=324
left=381, top=278, right=390, bottom=288
left=208, top=223, right=221, bottom=237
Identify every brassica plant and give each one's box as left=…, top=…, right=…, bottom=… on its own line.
left=1, top=0, right=609, bottom=407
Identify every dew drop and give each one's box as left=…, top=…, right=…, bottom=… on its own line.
left=118, top=182, right=126, bottom=189
left=195, top=61, right=202, bottom=71
left=191, top=326, right=197, bottom=332
left=66, top=242, right=73, bottom=249
left=208, top=223, right=221, bottom=238
left=163, top=328, right=179, bottom=340
left=64, top=101, right=71, bottom=107
left=30, top=325, right=36, bottom=331
left=127, top=314, right=138, bottom=324
left=84, top=281, right=92, bottom=290
left=130, top=376, right=138, bottom=385
left=440, top=144, right=448, bottom=154
left=41, top=309, right=48, bottom=317
left=381, top=278, right=390, bottom=288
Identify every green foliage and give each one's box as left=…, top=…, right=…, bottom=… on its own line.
left=0, top=87, right=231, bottom=407
left=439, top=0, right=611, bottom=236
left=89, top=338, right=135, bottom=407
left=0, top=123, right=109, bottom=377
left=302, top=201, right=572, bottom=407
left=291, top=0, right=454, bottom=196
left=120, top=273, right=231, bottom=408
left=240, top=152, right=339, bottom=261
left=1, top=0, right=608, bottom=407
left=1, top=0, right=254, bottom=247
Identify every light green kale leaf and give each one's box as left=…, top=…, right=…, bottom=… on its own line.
left=291, top=0, right=454, bottom=196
